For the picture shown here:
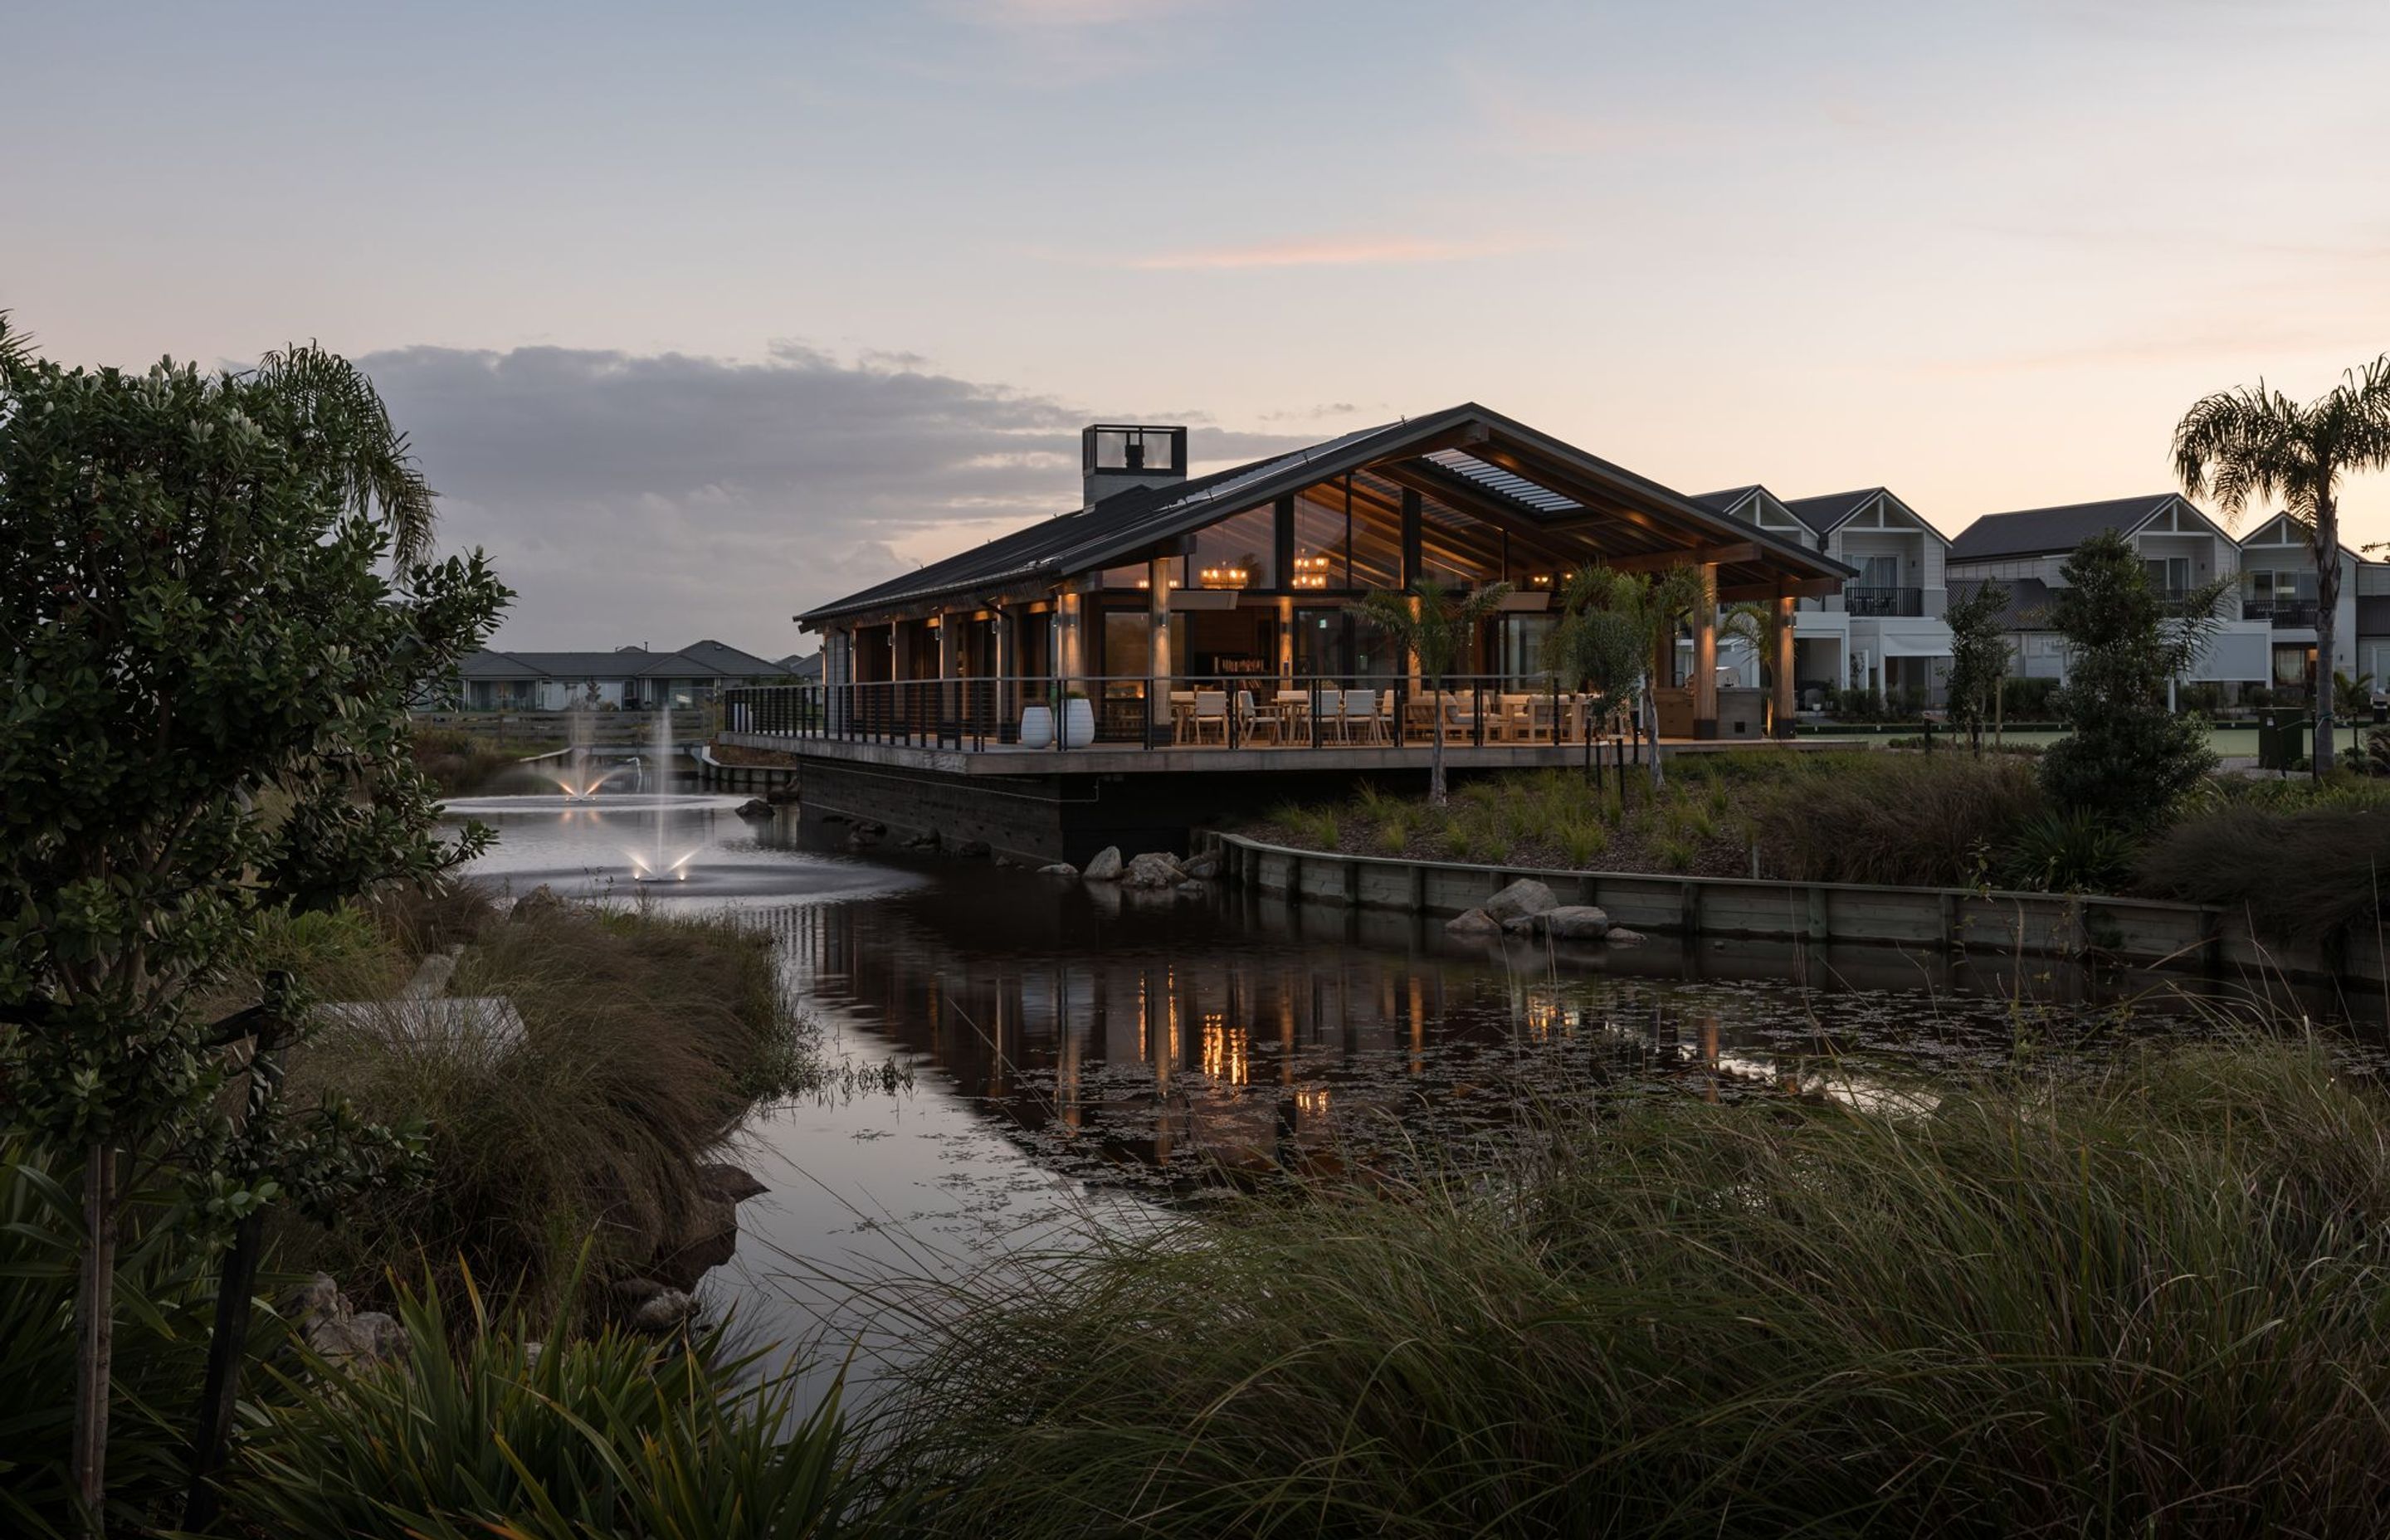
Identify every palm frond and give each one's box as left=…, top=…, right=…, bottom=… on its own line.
left=249, top=341, right=439, bottom=566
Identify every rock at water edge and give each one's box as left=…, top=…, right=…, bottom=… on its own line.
left=1082, top=846, right=1124, bottom=882
left=1482, top=878, right=1558, bottom=924
left=1444, top=908, right=1502, bottom=938
left=1541, top=904, right=1612, bottom=940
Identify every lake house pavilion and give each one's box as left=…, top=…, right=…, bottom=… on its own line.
left=786, top=405, right=1850, bottom=753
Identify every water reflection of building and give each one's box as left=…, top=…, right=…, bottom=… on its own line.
left=764, top=888, right=1936, bottom=1188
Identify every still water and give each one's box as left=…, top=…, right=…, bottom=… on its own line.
left=444, top=788, right=2323, bottom=1391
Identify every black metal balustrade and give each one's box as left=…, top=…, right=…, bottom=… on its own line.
left=718, top=674, right=1667, bottom=758
left=1843, top=586, right=1924, bottom=617
left=2243, top=598, right=2319, bottom=627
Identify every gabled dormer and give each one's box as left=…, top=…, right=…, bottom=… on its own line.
left=1690, top=484, right=1816, bottom=548
left=1783, top=489, right=1949, bottom=617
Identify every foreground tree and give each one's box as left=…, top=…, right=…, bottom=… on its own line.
left=2173, top=354, right=2390, bottom=779
left=2039, top=530, right=2224, bottom=826
left=1549, top=564, right=1706, bottom=794
left=1357, top=578, right=1511, bottom=806
left=1942, top=582, right=2012, bottom=753
left=0, top=318, right=510, bottom=1533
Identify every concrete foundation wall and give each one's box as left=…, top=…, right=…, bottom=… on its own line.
left=1204, top=831, right=2379, bottom=988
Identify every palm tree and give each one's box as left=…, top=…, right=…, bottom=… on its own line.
left=249, top=341, right=440, bottom=567
left=1357, top=577, right=1511, bottom=806
left=2173, top=355, right=2390, bottom=778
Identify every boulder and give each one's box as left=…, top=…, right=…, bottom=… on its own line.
left=1121, top=852, right=1187, bottom=890
left=1540, top=904, right=1612, bottom=941
left=954, top=838, right=992, bottom=859
left=695, top=1162, right=767, bottom=1203
left=628, top=1288, right=699, bottom=1333
left=1174, top=880, right=1207, bottom=896
left=734, top=797, right=773, bottom=820
left=1604, top=927, right=1648, bottom=947
left=510, top=884, right=565, bottom=924
left=1500, top=914, right=1537, bottom=937
left=765, top=784, right=802, bottom=805
left=1181, top=850, right=1222, bottom=880
left=903, top=830, right=941, bottom=851
left=294, top=1274, right=409, bottom=1370
left=1482, top=878, right=1558, bottom=924
left=1444, top=908, right=1502, bottom=938
left=1036, top=861, right=1080, bottom=877
left=612, top=1276, right=671, bottom=1305
left=1082, top=846, right=1124, bottom=882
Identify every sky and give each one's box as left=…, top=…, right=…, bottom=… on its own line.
left=7, top=0, right=2390, bottom=652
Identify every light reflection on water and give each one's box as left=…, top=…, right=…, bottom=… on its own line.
left=445, top=792, right=2341, bottom=1397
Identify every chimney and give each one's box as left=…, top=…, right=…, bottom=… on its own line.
left=1081, top=424, right=1188, bottom=508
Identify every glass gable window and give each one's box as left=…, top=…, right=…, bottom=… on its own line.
left=1290, top=487, right=1351, bottom=591
left=1191, top=504, right=1275, bottom=590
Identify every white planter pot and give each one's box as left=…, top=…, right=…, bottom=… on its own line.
left=1062, top=697, right=1096, bottom=748
left=1019, top=704, right=1055, bottom=749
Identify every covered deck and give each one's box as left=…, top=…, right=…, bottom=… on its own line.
left=778, top=405, right=1849, bottom=767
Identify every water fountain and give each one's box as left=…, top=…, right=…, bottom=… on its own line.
left=630, top=704, right=697, bottom=883
left=545, top=704, right=637, bottom=801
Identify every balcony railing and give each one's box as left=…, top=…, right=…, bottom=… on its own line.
left=1843, top=586, right=1924, bottom=617
left=719, top=674, right=1673, bottom=755
left=2243, top=598, right=2319, bottom=628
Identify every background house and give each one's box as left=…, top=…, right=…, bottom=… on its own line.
left=452, top=641, right=794, bottom=710
left=1945, top=494, right=2268, bottom=699
left=1697, top=485, right=1953, bottom=706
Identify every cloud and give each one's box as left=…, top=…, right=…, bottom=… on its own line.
left=1117, top=235, right=1546, bottom=270
left=361, top=342, right=1311, bottom=651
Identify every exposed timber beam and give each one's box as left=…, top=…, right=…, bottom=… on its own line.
left=1600, top=542, right=1761, bottom=574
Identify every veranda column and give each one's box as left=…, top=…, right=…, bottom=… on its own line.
left=1148, top=558, right=1175, bottom=744
left=993, top=607, right=1012, bottom=738
left=1059, top=588, right=1085, bottom=693
left=936, top=611, right=961, bottom=738
left=1692, top=563, right=1719, bottom=739
left=1773, top=594, right=1797, bottom=738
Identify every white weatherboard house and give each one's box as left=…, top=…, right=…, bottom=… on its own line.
left=2233, top=514, right=2374, bottom=694
left=1693, top=485, right=1953, bottom=705
left=1944, top=494, right=2271, bottom=698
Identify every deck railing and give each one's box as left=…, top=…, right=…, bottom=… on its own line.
left=2243, top=597, right=2320, bottom=628
left=1842, top=586, right=1924, bottom=617
left=719, top=674, right=1652, bottom=756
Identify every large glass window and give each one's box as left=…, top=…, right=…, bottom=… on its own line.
left=1100, top=560, right=1184, bottom=592
left=1348, top=485, right=1404, bottom=592
left=1190, top=505, right=1275, bottom=591
left=1416, top=489, right=1504, bottom=588
left=1290, top=488, right=1350, bottom=591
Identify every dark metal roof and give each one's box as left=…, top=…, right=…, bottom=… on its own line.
left=671, top=640, right=794, bottom=678
left=461, top=645, right=793, bottom=682
left=1947, top=577, right=2058, bottom=629
left=1782, top=488, right=1884, bottom=538
left=1690, top=485, right=1764, bottom=516
left=799, top=404, right=1851, bottom=625
left=1948, top=494, right=2184, bottom=562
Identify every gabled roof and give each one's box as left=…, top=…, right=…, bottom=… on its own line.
left=1948, top=494, right=2198, bottom=562
left=2234, top=513, right=2366, bottom=565
left=1782, top=489, right=1883, bottom=538
left=800, top=404, right=1851, bottom=626
left=671, top=640, right=793, bottom=678
left=460, top=646, right=791, bottom=682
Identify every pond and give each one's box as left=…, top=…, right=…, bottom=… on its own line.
left=443, top=787, right=2361, bottom=1397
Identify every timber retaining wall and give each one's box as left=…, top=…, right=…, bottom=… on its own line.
left=1198, top=831, right=2380, bottom=988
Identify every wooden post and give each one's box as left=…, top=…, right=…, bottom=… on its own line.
left=936, top=612, right=961, bottom=746
left=1149, top=558, right=1175, bottom=745
left=1693, top=562, right=1719, bottom=739
left=1773, top=593, right=1797, bottom=738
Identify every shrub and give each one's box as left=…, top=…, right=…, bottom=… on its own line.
left=2038, top=531, right=2217, bottom=823
left=232, top=1275, right=851, bottom=1539
left=866, top=1040, right=2390, bottom=1539
left=2001, top=808, right=2139, bottom=893
left=2135, top=802, right=2390, bottom=944
left=1748, top=753, right=2045, bottom=887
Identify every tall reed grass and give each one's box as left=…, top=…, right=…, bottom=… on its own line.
left=862, top=1036, right=2390, bottom=1538
left=290, top=895, right=819, bottom=1312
